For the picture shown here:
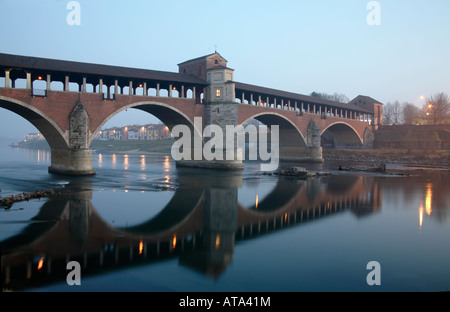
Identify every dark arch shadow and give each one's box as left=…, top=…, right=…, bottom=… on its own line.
left=322, top=174, right=360, bottom=195
left=119, top=186, right=204, bottom=234
left=241, top=113, right=307, bottom=149
left=0, top=196, right=67, bottom=252
left=242, top=177, right=306, bottom=213
left=321, top=122, right=363, bottom=148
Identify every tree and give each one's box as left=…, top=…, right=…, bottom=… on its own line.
left=382, top=103, right=393, bottom=125
left=383, top=101, right=403, bottom=125
left=402, top=102, right=420, bottom=124
left=310, top=91, right=349, bottom=103
left=423, top=92, right=450, bottom=125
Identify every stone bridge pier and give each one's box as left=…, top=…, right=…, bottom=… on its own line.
left=305, top=120, right=323, bottom=162
left=175, top=62, right=245, bottom=170
left=48, top=101, right=96, bottom=175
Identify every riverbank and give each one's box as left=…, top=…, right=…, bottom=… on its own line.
left=11, top=139, right=450, bottom=169
left=10, top=139, right=175, bottom=154
left=91, top=139, right=174, bottom=154
left=323, top=148, right=450, bottom=168
left=92, top=142, right=450, bottom=167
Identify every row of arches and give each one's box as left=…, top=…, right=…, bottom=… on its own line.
left=0, top=95, right=366, bottom=174
left=235, top=90, right=373, bottom=124
left=2, top=69, right=372, bottom=124
left=1, top=69, right=206, bottom=102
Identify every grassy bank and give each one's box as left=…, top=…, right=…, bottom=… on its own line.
left=12, top=139, right=174, bottom=154
left=323, top=148, right=450, bottom=167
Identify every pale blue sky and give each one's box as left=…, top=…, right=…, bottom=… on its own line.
left=1, top=0, right=449, bottom=140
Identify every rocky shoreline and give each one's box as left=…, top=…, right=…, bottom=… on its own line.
left=0, top=189, right=63, bottom=208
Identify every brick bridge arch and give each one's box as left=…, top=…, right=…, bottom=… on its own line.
left=237, top=104, right=371, bottom=162
left=321, top=121, right=364, bottom=147
left=0, top=89, right=205, bottom=175
left=239, top=111, right=308, bottom=147
left=89, top=99, right=205, bottom=147
left=0, top=95, right=69, bottom=149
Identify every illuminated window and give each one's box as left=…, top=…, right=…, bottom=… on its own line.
left=216, top=88, right=221, bottom=97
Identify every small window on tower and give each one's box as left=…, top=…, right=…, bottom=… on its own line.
left=215, top=60, right=219, bottom=64
left=216, top=88, right=221, bottom=97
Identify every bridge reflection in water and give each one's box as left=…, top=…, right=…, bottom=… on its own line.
left=1, top=171, right=381, bottom=290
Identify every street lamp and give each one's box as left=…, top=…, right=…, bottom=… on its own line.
left=426, top=102, right=434, bottom=125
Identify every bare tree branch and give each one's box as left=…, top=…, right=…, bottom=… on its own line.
left=423, top=92, right=450, bottom=125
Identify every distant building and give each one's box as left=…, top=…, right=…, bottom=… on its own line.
left=95, top=123, right=172, bottom=141
left=24, top=133, right=44, bottom=141
left=97, top=127, right=122, bottom=140
left=348, top=95, right=383, bottom=130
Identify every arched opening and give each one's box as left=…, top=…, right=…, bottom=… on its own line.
left=159, top=88, right=169, bottom=97
left=32, top=78, right=46, bottom=92
left=50, top=81, right=64, bottom=91
left=0, top=108, right=44, bottom=145
left=135, top=85, right=144, bottom=96
left=186, top=88, right=193, bottom=99
left=171, top=86, right=179, bottom=98
left=321, top=123, right=363, bottom=149
left=0, top=97, right=68, bottom=150
left=8, top=69, right=28, bottom=89
left=85, top=83, right=94, bottom=93
left=90, top=102, right=203, bottom=170
left=0, top=97, right=71, bottom=177
left=68, top=82, right=80, bottom=92
left=240, top=113, right=307, bottom=162
left=92, top=108, right=173, bottom=152
left=96, top=84, right=108, bottom=95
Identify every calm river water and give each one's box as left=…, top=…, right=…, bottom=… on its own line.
left=1, top=142, right=450, bottom=292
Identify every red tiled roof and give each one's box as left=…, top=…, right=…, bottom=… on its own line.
left=177, top=52, right=227, bottom=65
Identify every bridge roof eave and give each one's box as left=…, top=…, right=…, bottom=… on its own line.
left=235, top=81, right=373, bottom=114
left=0, top=53, right=208, bottom=87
